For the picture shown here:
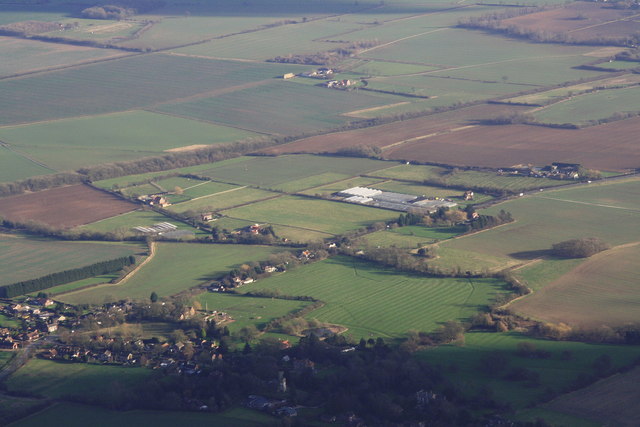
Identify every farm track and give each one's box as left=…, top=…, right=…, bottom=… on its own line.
left=533, top=195, right=640, bottom=212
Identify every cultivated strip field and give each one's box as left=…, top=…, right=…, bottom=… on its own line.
left=0, top=185, right=138, bottom=228
left=0, top=234, right=139, bottom=287
left=545, top=365, right=640, bottom=427
left=511, top=243, right=640, bottom=327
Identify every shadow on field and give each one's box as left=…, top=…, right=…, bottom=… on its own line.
left=508, top=249, right=551, bottom=260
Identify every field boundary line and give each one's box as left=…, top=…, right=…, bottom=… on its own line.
left=358, top=28, right=450, bottom=55
left=172, top=185, right=247, bottom=206
left=80, top=209, right=139, bottom=227
left=568, top=12, right=640, bottom=34
left=0, top=139, right=56, bottom=171
left=534, top=196, right=640, bottom=212
left=380, top=125, right=477, bottom=150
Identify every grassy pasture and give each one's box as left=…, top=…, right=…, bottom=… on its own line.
left=351, top=60, right=439, bottom=76
left=196, top=154, right=391, bottom=188
left=0, top=235, right=139, bottom=287
left=241, top=256, right=507, bottom=339
left=222, top=195, right=397, bottom=235
left=196, top=293, right=310, bottom=333
left=362, top=230, right=432, bottom=250
left=420, top=331, right=640, bottom=411
left=6, top=359, right=151, bottom=399
left=0, top=54, right=298, bottom=126
left=79, top=209, right=199, bottom=234
left=166, top=180, right=240, bottom=203
left=0, top=312, right=20, bottom=328
left=37, top=274, right=119, bottom=296
left=534, top=86, right=640, bottom=125
left=0, top=146, right=53, bottom=182
left=153, top=80, right=404, bottom=135
left=93, top=159, right=247, bottom=190
left=534, top=178, right=640, bottom=210
left=504, top=73, right=640, bottom=105
left=391, top=225, right=466, bottom=241
left=168, top=187, right=277, bottom=214
left=0, top=37, right=124, bottom=78
left=0, top=111, right=258, bottom=162
left=372, top=164, right=565, bottom=191
left=511, top=243, right=640, bottom=327
left=57, top=243, right=282, bottom=305
left=10, top=403, right=278, bottom=427
left=0, top=5, right=74, bottom=26
left=594, top=60, right=640, bottom=71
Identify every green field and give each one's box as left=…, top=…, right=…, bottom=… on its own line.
left=362, top=229, right=433, bottom=249
left=0, top=312, right=19, bottom=328
left=153, top=80, right=405, bottom=135
left=534, top=86, right=640, bottom=125
left=9, top=403, right=278, bottom=427
left=168, top=187, right=277, bottom=214
left=0, top=111, right=258, bottom=170
left=79, top=209, right=200, bottom=234
left=36, top=274, right=119, bottom=296
left=196, top=154, right=391, bottom=188
left=58, top=243, right=283, bottom=305
left=351, top=60, right=439, bottom=76
left=0, top=146, right=54, bottom=182
left=6, top=359, right=152, bottom=399
left=240, top=256, right=507, bottom=338
left=196, top=293, right=311, bottom=333
left=223, top=195, right=398, bottom=235
left=420, top=331, right=640, bottom=411
left=372, top=164, right=567, bottom=191
left=0, top=37, right=124, bottom=78
left=0, top=235, right=140, bottom=287
left=594, top=60, right=640, bottom=71
left=173, top=17, right=361, bottom=61
left=391, top=225, right=466, bottom=241
left=0, top=54, right=299, bottom=126
left=504, top=74, right=640, bottom=105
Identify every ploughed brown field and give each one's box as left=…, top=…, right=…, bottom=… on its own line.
left=0, top=184, right=137, bottom=228
left=501, top=2, right=640, bottom=42
left=264, top=109, right=640, bottom=171
left=385, top=118, right=640, bottom=171
left=261, top=104, right=529, bottom=154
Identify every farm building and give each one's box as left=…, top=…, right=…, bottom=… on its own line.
left=335, top=187, right=457, bottom=212
left=133, top=222, right=177, bottom=234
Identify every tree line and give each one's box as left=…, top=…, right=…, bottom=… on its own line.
left=0, top=255, right=135, bottom=298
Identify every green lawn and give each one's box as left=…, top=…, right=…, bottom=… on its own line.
left=58, top=243, right=284, bottom=304
left=9, top=403, right=278, bottom=427
left=222, top=195, right=398, bottom=235
left=196, top=292, right=310, bottom=333
left=391, top=225, right=466, bottom=241
left=168, top=188, right=278, bottom=214
left=36, top=274, right=119, bottom=296
left=0, top=235, right=140, bottom=287
left=240, top=256, right=508, bottom=339
left=6, top=359, right=152, bottom=399
left=420, top=331, right=640, bottom=411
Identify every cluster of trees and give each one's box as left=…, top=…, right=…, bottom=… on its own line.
left=0, top=256, right=135, bottom=298
left=0, top=172, right=84, bottom=197
left=467, top=210, right=513, bottom=231
left=81, top=5, right=134, bottom=19
left=551, top=237, right=609, bottom=258
left=334, top=144, right=382, bottom=159
left=268, top=40, right=379, bottom=65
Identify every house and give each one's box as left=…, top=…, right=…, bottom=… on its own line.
left=150, top=195, right=170, bottom=208
left=283, top=73, right=296, bottom=79
left=200, top=212, right=214, bottom=222
left=463, top=190, right=474, bottom=201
